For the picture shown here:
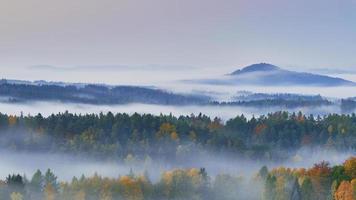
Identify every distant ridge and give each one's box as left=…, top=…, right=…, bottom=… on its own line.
left=195, top=63, right=356, bottom=86
left=0, top=80, right=209, bottom=105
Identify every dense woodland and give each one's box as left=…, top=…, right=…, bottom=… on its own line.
left=0, top=111, right=355, bottom=161
left=0, top=157, right=355, bottom=200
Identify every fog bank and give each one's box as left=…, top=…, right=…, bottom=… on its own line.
left=0, top=148, right=353, bottom=182
left=0, top=101, right=349, bottom=121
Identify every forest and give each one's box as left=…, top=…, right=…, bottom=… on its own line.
left=0, top=111, right=355, bottom=161
left=0, top=157, right=355, bottom=200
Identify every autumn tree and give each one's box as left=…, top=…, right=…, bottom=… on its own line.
left=307, top=161, right=332, bottom=200
left=344, top=157, right=356, bottom=179
left=10, top=192, right=23, bottom=200
left=43, top=184, right=56, bottom=200
left=119, top=176, right=143, bottom=200
left=334, top=181, right=354, bottom=200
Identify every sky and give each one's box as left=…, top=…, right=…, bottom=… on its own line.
left=1, top=0, right=356, bottom=83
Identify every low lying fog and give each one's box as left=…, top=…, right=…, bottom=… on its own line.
left=0, top=148, right=353, bottom=182
left=0, top=101, right=349, bottom=121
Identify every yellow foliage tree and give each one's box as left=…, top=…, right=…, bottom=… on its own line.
left=157, top=123, right=176, bottom=138
left=119, top=176, right=143, bottom=200
left=10, top=192, right=23, bottom=200
left=344, top=157, right=356, bottom=179
left=170, top=132, right=179, bottom=141
left=190, top=168, right=203, bottom=187
left=44, top=184, right=56, bottom=200
left=8, top=115, right=17, bottom=126
left=351, top=179, right=356, bottom=198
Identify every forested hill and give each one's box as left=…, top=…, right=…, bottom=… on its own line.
left=0, top=82, right=208, bottom=105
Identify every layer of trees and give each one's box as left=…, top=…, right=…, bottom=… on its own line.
left=0, top=111, right=355, bottom=161
left=217, top=92, right=333, bottom=108
left=234, top=92, right=326, bottom=101
left=1, top=157, right=355, bottom=200
left=0, top=168, right=250, bottom=200
left=212, top=98, right=332, bottom=108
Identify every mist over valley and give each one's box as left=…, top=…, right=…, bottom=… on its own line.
left=2, top=0, right=356, bottom=197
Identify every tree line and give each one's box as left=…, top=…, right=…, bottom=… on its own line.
left=1, top=157, right=355, bottom=200
left=0, top=111, right=355, bottom=161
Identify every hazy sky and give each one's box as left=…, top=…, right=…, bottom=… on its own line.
left=1, top=0, right=356, bottom=82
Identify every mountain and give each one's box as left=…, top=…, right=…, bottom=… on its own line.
left=230, top=63, right=280, bottom=75
left=197, top=63, right=356, bottom=86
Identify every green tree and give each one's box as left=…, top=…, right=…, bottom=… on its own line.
left=28, top=170, right=44, bottom=200
left=44, top=169, right=58, bottom=192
